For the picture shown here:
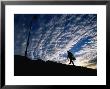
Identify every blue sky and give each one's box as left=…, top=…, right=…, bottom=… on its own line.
left=14, top=14, right=97, bottom=69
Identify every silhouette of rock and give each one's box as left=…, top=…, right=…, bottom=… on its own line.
left=14, top=55, right=97, bottom=76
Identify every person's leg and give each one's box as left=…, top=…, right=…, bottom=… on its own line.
left=69, top=59, right=72, bottom=64
left=72, top=60, right=74, bottom=65
left=69, top=60, right=71, bottom=64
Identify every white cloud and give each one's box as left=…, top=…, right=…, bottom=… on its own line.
left=14, top=14, right=97, bottom=69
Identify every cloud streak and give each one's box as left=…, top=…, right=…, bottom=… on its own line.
left=14, top=14, right=97, bottom=69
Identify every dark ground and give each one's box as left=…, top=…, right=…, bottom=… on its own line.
left=14, top=55, right=97, bottom=76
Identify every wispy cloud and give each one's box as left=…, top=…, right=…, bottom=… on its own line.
left=14, top=14, right=97, bottom=69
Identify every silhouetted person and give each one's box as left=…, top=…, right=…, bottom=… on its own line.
left=67, top=51, right=76, bottom=65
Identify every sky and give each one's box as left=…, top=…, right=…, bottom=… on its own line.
left=14, top=14, right=97, bottom=69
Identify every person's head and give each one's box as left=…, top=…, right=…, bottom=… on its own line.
left=67, top=51, right=69, bottom=53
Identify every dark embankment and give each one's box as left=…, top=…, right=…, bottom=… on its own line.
left=14, top=55, right=97, bottom=76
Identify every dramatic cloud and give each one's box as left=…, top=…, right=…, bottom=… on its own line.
left=14, top=14, right=97, bottom=69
